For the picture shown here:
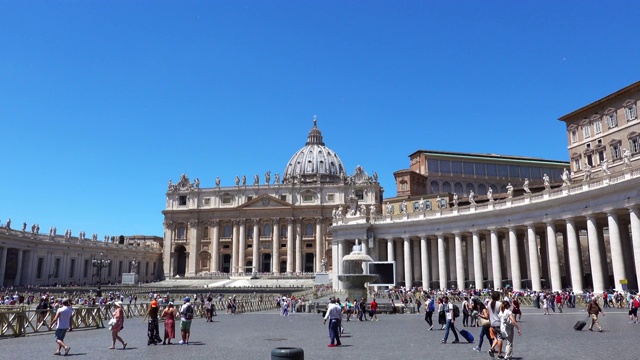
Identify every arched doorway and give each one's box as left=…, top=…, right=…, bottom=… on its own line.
left=174, top=245, right=187, bottom=277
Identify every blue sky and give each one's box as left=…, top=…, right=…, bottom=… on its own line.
left=1, top=1, right=639, bottom=238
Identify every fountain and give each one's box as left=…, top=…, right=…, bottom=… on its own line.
left=337, top=239, right=378, bottom=301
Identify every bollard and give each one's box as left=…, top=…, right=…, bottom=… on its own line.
left=271, top=347, right=304, bottom=360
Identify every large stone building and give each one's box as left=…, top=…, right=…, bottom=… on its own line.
left=162, top=119, right=382, bottom=278
left=330, top=82, right=640, bottom=294
left=0, top=227, right=162, bottom=287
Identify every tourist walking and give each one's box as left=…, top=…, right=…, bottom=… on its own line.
left=358, top=298, right=368, bottom=321
left=440, top=296, right=460, bottom=344
left=500, top=300, right=521, bottom=360
left=462, top=296, right=470, bottom=327
left=162, top=302, right=177, bottom=345
left=204, top=296, right=214, bottom=322
left=424, top=294, right=434, bottom=330
left=109, top=301, right=127, bottom=350
left=472, top=298, right=494, bottom=353
left=145, top=300, right=163, bottom=345
left=180, top=297, right=194, bottom=345
left=488, top=291, right=504, bottom=358
left=323, top=297, right=343, bottom=347
left=370, top=298, right=379, bottom=321
left=587, top=298, right=605, bottom=332
left=50, top=298, right=72, bottom=356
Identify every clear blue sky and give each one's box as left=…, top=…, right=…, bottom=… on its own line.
left=1, top=1, right=639, bottom=238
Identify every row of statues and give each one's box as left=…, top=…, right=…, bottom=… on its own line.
left=230, top=172, right=282, bottom=187
left=331, top=204, right=377, bottom=220
left=3, top=218, right=115, bottom=243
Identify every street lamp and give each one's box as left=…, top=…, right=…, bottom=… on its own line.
left=92, top=252, right=111, bottom=287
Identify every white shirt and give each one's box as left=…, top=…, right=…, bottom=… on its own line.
left=488, top=300, right=502, bottom=327
left=444, top=303, right=454, bottom=320
left=56, top=306, right=73, bottom=330
left=180, top=303, right=192, bottom=321
left=324, top=303, right=342, bottom=320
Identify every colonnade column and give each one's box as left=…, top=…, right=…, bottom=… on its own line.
left=295, top=220, right=302, bottom=273
left=420, top=236, right=430, bottom=289
left=0, top=247, right=7, bottom=287
left=212, top=221, right=220, bottom=272
left=287, top=219, right=294, bottom=274
left=565, top=219, right=583, bottom=292
left=546, top=222, right=562, bottom=292
left=337, top=241, right=345, bottom=290
left=238, top=220, right=246, bottom=274
left=231, top=221, right=239, bottom=274
left=489, top=229, right=502, bottom=289
left=472, top=231, right=483, bottom=290
left=629, top=208, right=640, bottom=291
left=586, top=215, right=604, bottom=293
left=607, top=211, right=626, bottom=292
left=403, top=236, right=413, bottom=288
left=526, top=225, right=541, bottom=291
left=252, top=220, right=259, bottom=274
left=332, top=241, right=339, bottom=289
left=437, top=234, right=447, bottom=290
left=315, top=218, right=323, bottom=272
left=188, top=221, right=198, bottom=276
left=508, top=227, right=521, bottom=291
left=272, top=219, right=280, bottom=273
left=454, top=233, right=465, bottom=291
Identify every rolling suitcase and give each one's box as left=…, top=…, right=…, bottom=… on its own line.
left=460, top=329, right=474, bottom=343
left=574, top=316, right=589, bottom=331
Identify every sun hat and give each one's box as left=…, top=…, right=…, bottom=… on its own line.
left=151, top=300, right=158, bottom=307
left=114, top=301, right=123, bottom=307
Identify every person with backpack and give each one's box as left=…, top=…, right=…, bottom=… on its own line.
left=629, top=295, right=640, bottom=323
left=180, top=297, right=194, bottom=345
left=424, top=294, right=435, bottom=330
left=441, top=296, right=460, bottom=344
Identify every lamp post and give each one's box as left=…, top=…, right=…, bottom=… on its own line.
left=92, top=252, right=111, bottom=287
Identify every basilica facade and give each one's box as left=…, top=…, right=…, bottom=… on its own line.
left=162, top=120, right=382, bottom=278
left=330, top=81, right=640, bottom=294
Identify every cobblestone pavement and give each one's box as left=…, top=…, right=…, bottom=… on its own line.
left=2, top=305, right=637, bottom=359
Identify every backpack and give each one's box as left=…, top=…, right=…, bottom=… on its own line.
left=452, top=304, right=460, bottom=318
left=634, top=299, right=639, bottom=309
left=184, top=304, right=194, bottom=320
left=428, top=299, right=435, bottom=312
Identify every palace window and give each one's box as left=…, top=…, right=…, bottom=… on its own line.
left=571, top=129, right=578, bottom=143
left=572, top=158, right=582, bottom=171
left=400, top=181, right=407, bottom=191
left=594, top=121, right=602, bottom=134
left=598, top=150, right=606, bottom=162
left=625, top=104, right=637, bottom=121
left=178, top=196, right=187, bottom=206
left=611, top=142, right=622, bottom=159
left=607, top=113, right=618, bottom=129
left=583, top=125, right=591, bottom=138
left=630, top=135, right=640, bottom=154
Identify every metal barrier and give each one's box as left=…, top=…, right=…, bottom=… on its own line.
left=0, top=305, right=104, bottom=337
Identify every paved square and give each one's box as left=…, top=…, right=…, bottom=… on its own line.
left=2, top=305, right=637, bottom=359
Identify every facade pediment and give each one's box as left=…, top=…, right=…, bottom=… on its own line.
left=238, top=194, right=291, bottom=209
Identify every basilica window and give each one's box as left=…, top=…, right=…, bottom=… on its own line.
left=305, top=223, right=314, bottom=236
left=477, top=184, right=487, bottom=195
left=223, top=225, right=231, bottom=238
left=263, top=224, right=271, bottom=237
left=203, top=226, right=209, bottom=239
left=178, top=196, right=187, bottom=206
left=441, top=181, right=451, bottom=193
left=356, top=190, right=364, bottom=200
left=203, top=198, right=210, bottom=206
left=177, top=226, right=186, bottom=240
left=327, top=194, right=334, bottom=202
left=466, top=183, right=475, bottom=196
left=303, top=194, right=313, bottom=202
left=454, top=182, right=463, bottom=195
left=247, top=227, right=254, bottom=238
left=281, top=226, right=287, bottom=237
left=280, top=195, right=287, bottom=202
left=222, top=195, right=232, bottom=204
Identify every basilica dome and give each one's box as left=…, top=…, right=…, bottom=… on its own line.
left=283, top=118, right=346, bottom=184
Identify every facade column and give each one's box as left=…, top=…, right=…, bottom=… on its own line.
left=287, top=219, right=294, bottom=274
left=490, top=229, right=502, bottom=289
left=188, top=221, right=198, bottom=276
left=546, top=222, right=562, bottom=292
left=231, top=221, right=239, bottom=274
left=295, top=220, right=302, bottom=273
left=466, top=237, right=474, bottom=282
left=420, top=236, right=430, bottom=289
left=508, top=227, right=521, bottom=291
left=607, top=211, right=626, bottom=292
left=454, top=233, right=464, bottom=291
left=527, top=225, right=541, bottom=291
left=403, top=236, right=413, bottom=288
left=565, top=219, right=583, bottom=292
left=387, top=238, right=395, bottom=262
left=238, top=220, right=246, bottom=274
left=586, top=215, right=604, bottom=293
left=437, top=234, right=447, bottom=290
left=315, top=218, right=323, bottom=272
left=472, top=231, right=483, bottom=290
left=337, top=241, right=345, bottom=289
left=332, top=241, right=339, bottom=289
left=628, top=208, right=640, bottom=291
left=211, top=221, right=220, bottom=272
left=252, top=220, right=259, bottom=274
left=272, top=219, right=280, bottom=273
left=163, top=221, right=173, bottom=278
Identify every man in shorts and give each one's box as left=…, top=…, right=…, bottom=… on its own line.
left=370, top=298, right=379, bottom=321
left=51, top=298, right=72, bottom=356
left=180, top=297, right=193, bottom=345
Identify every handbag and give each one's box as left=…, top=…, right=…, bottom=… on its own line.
left=478, top=316, right=490, bottom=327
left=108, top=318, right=117, bottom=331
